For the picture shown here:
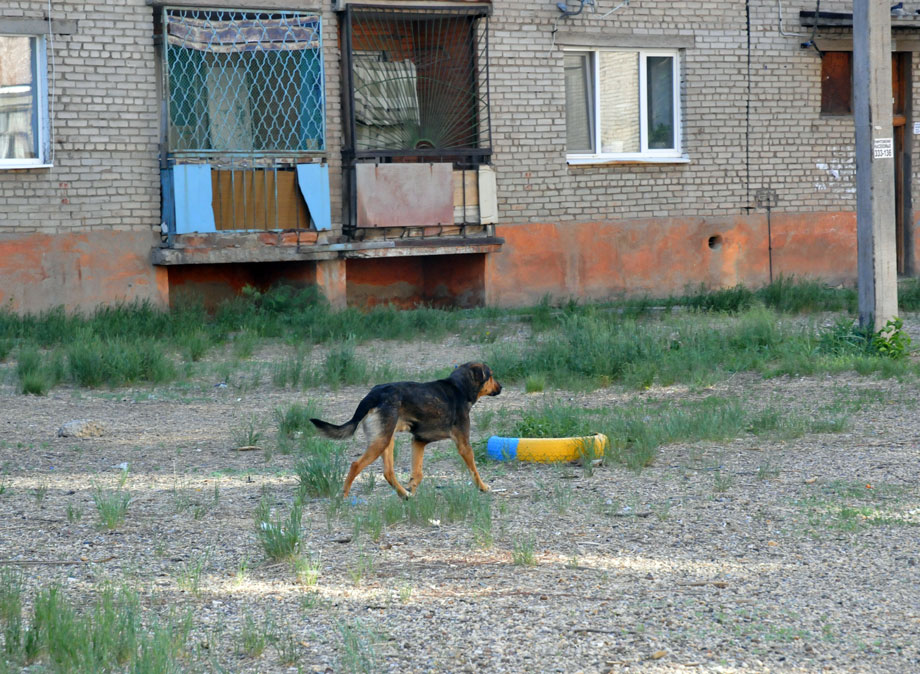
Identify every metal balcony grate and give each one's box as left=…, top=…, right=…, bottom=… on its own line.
left=163, top=8, right=325, bottom=155
left=343, top=5, right=491, bottom=161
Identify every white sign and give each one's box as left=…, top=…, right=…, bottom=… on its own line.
left=873, top=137, right=894, bottom=159
left=913, top=122, right=920, bottom=135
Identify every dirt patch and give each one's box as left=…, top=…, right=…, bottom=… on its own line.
left=1, top=324, right=920, bottom=673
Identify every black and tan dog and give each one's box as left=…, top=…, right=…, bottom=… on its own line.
left=310, top=362, right=502, bottom=499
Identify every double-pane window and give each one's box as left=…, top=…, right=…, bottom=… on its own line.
left=565, top=48, right=681, bottom=160
left=0, top=35, right=49, bottom=167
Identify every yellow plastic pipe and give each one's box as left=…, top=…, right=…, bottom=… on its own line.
left=486, top=433, right=608, bottom=463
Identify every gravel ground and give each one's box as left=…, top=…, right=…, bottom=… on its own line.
left=1, top=322, right=919, bottom=673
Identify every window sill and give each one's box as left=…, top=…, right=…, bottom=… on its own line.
left=567, top=155, right=690, bottom=166
left=0, top=162, right=53, bottom=170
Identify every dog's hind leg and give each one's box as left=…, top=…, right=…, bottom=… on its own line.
left=381, top=435, right=409, bottom=499
left=343, top=436, right=391, bottom=499
left=407, top=439, right=427, bottom=494
left=452, top=432, right=490, bottom=493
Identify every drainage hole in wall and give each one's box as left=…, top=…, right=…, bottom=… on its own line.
left=708, top=235, right=723, bottom=250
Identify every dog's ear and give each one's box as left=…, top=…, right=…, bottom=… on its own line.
left=449, top=362, right=481, bottom=402
left=469, top=363, right=486, bottom=384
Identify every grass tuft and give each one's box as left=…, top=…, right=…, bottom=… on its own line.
left=255, top=497, right=303, bottom=562
left=296, top=437, right=348, bottom=498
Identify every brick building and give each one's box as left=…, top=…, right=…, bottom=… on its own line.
left=1, top=1, right=918, bottom=312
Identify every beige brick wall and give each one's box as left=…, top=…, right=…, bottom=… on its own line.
left=489, top=0, right=913, bottom=224
left=1, top=0, right=917, bottom=307
left=0, top=0, right=344, bottom=235
left=0, top=1, right=160, bottom=234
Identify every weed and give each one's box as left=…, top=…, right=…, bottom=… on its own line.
left=33, top=481, right=49, bottom=506
left=235, top=555, right=250, bottom=586
left=275, top=401, right=319, bottom=440
left=348, top=550, right=375, bottom=585
left=177, top=550, right=209, bottom=596
left=92, top=485, right=131, bottom=530
left=713, top=470, right=733, bottom=493
left=239, top=612, right=271, bottom=658
left=5, top=583, right=187, bottom=672
left=255, top=498, right=303, bottom=562
left=275, top=630, right=302, bottom=666
left=524, top=374, right=546, bottom=393
left=871, top=317, right=912, bottom=359
left=472, top=499, right=493, bottom=549
left=353, top=506, right=385, bottom=543
left=317, top=340, right=368, bottom=388
left=182, top=329, right=212, bottom=362
left=337, top=619, right=379, bottom=674
left=398, top=583, right=414, bottom=603
left=232, top=331, right=258, bottom=359
left=292, top=554, right=321, bottom=588
left=544, top=480, right=574, bottom=514
left=296, top=436, right=347, bottom=498
left=15, top=346, right=60, bottom=395
left=67, top=336, right=175, bottom=388
left=756, top=461, right=781, bottom=481
left=232, top=414, right=266, bottom=449
left=512, top=535, right=537, bottom=566
left=66, top=504, right=82, bottom=523
left=653, top=499, right=672, bottom=521
left=0, top=568, right=23, bottom=658
left=401, top=482, right=490, bottom=529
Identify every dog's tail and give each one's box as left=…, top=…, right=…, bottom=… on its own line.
left=310, top=395, right=376, bottom=440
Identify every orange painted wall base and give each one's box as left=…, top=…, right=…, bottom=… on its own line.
left=487, top=212, right=860, bottom=305
left=1, top=211, right=889, bottom=315
left=0, top=230, right=167, bottom=313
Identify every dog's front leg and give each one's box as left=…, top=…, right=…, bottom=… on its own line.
left=453, top=433, right=490, bottom=492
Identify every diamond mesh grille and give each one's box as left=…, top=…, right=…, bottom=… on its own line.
left=164, top=8, right=325, bottom=154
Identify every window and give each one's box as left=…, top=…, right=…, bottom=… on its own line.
left=564, top=48, right=681, bottom=161
left=0, top=34, right=49, bottom=167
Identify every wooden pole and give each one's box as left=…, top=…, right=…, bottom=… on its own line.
left=853, top=0, right=899, bottom=329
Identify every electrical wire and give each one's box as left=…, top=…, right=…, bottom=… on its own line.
left=777, top=0, right=811, bottom=37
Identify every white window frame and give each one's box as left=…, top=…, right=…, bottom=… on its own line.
left=0, top=34, right=51, bottom=169
left=565, top=47, right=685, bottom=165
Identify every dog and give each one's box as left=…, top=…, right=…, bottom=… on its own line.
left=310, top=362, right=502, bottom=499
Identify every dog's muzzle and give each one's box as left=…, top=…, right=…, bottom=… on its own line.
left=490, top=382, right=502, bottom=396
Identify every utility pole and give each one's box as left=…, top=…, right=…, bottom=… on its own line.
left=853, top=0, right=898, bottom=329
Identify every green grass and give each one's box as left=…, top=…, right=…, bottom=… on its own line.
left=176, top=550, right=210, bottom=596
left=337, top=619, right=380, bottom=674
left=495, top=395, right=855, bottom=471
left=255, top=498, right=303, bottom=562
left=0, top=580, right=189, bottom=673
left=92, top=486, right=131, bottom=530
left=274, top=401, right=320, bottom=453
left=511, top=535, right=537, bottom=566
left=797, top=481, right=917, bottom=534
left=296, top=436, right=348, bottom=498
left=67, top=336, right=176, bottom=388
left=2, top=279, right=914, bottom=396
left=348, top=481, right=492, bottom=542
left=231, top=414, right=266, bottom=449
left=490, top=302, right=916, bottom=392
